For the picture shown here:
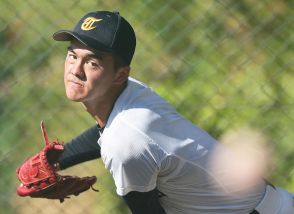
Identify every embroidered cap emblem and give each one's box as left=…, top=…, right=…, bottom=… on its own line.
left=81, top=17, right=102, bottom=31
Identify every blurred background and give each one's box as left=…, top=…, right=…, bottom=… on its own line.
left=0, top=0, right=293, bottom=213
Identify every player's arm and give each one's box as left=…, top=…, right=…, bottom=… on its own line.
left=58, top=124, right=102, bottom=170
left=122, top=189, right=166, bottom=214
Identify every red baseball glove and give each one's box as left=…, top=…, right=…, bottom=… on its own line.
left=16, top=121, right=98, bottom=202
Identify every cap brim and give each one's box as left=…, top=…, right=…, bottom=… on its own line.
left=52, top=30, right=113, bottom=53
left=53, top=30, right=77, bottom=41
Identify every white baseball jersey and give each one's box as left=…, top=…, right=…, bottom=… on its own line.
left=98, top=77, right=265, bottom=214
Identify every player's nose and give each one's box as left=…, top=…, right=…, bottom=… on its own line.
left=71, top=61, right=85, bottom=79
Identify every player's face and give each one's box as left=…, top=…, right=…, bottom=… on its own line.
left=64, top=41, right=122, bottom=103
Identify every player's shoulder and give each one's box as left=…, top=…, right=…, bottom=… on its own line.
left=108, top=77, right=172, bottom=128
left=102, top=107, right=155, bottom=146
left=100, top=113, right=164, bottom=169
left=114, top=77, right=170, bottom=111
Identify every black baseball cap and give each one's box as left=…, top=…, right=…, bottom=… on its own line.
left=53, top=11, right=136, bottom=65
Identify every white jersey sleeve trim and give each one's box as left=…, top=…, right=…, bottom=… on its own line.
left=116, top=183, right=157, bottom=196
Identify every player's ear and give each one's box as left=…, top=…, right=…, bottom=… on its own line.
left=113, top=66, right=130, bottom=84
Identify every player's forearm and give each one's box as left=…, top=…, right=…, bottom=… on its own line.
left=123, top=189, right=166, bottom=214
left=58, top=124, right=102, bottom=170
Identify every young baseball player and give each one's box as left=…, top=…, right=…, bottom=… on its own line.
left=52, top=10, right=294, bottom=214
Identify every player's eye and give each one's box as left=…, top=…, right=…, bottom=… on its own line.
left=86, top=60, right=100, bottom=70
left=68, top=53, right=77, bottom=59
left=66, top=52, right=78, bottom=63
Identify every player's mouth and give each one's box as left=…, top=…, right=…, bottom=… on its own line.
left=68, top=79, right=84, bottom=88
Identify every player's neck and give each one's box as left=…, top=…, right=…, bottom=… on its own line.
left=83, top=82, right=127, bottom=128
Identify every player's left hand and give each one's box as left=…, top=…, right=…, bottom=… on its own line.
left=16, top=121, right=98, bottom=203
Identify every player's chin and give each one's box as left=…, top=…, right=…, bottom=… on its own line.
left=65, top=88, right=86, bottom=102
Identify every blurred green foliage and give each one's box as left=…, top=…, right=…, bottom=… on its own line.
left=0, top=0, right=293, bottom=213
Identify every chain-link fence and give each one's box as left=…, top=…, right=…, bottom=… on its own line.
left=1, top=0, right=293, bottom=213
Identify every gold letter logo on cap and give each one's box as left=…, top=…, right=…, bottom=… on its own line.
left=81, top=17, right=102, bottom=31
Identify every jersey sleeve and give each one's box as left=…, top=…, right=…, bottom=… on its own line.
left=100, top=124, right=164, bottom=196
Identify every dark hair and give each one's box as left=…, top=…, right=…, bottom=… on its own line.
left=113, top=54, right=129, bottom=71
